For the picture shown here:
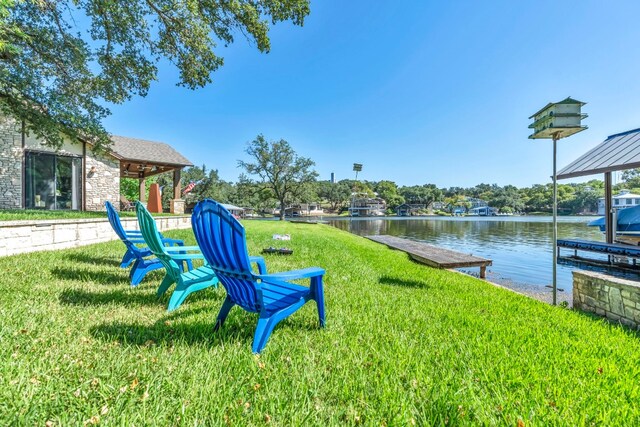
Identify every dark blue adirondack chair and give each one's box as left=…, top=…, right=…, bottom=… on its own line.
left=136, top=201, right=219, bottom=311
left=191, top=199, right=326, bottom=353
left=105, top=201, right=190, bottom=286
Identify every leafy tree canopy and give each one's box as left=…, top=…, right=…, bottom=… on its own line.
left=238, top=134, right=317, bottom=220
left=0, top=0, right=310, bottom=150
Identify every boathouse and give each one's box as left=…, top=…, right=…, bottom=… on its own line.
left=0, top=116, right=192, bottom=213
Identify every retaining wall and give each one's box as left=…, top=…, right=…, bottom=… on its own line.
left=0, top=216, right=192, bottom=257
left=573, top=270, right=640, bottom=330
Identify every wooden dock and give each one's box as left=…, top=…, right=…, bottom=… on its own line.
left=365, top=235, right=492, bottom=278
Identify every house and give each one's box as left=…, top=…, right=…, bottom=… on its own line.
left=284, top=203, right=325, bottom=217
left=467, top=206, right=498, bottom=216
left=349, top=197, right=386, bottom=217
left=0, top=116, right=192, bottom=213
left=597, top=190, right=640, bottom=215
left=396, top=203, right=426, bottom=216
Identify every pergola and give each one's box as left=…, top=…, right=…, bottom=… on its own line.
left=109, top=135, right=193, bottom=203
left=557, top=127, right=640, bottom=243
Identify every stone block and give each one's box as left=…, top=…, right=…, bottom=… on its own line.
left=53, top=226, right=78, bottom=244
left=606, top=312, right=621, bottom=321
left=608, top=287, right=625, bottom=316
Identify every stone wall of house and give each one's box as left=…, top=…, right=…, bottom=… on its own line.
left=85, top=148, right=120, bottom=211
left=0, top=215, right=192, bottom=257
left=573, top=270, right=640, bottom=330
left=0, top=117, right=23, bottom=209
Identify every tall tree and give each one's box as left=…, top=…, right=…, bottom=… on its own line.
left=238, top=135, right=318, bottom=220
left=0, top=1, right=310, bottom=150
left=316, top=180, right=351, bottom=212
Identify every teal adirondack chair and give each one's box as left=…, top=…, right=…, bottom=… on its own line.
left=191, top=199, right=325, bottom=353
left=105, top=201, right=190, bottom=285
left=135, top=201, right=219, bottom=311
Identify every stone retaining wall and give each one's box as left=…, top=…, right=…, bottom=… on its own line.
left=0, top=216, right=192, bottom=257
left=573, top=270, right=640, bottom=329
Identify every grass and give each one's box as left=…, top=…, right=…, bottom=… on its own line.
left=1, top=221, right=640, bottom=425
left=0, top=209, right=179, bottom=221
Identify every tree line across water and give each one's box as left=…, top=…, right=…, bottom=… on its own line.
left=120, top=135, right=636, bottom=216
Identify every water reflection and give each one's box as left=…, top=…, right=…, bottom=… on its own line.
left=329, top=216, right=606, bottom=292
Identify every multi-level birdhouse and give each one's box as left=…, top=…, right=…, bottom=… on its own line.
left=529, top=97, right=588, bottom=140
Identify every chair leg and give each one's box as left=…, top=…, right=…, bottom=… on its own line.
left=157, top=274, right=175, bottom=297
left=167, top=276, right=218, bottom=312
left=252, top=316, right=277, bottom=354
left=129, top=259, right=142, bottom=286
left=130, top=260, right=162, bottom=286
left=214, top=296, right=235, bottom=332
left=310, top=276, right=326, bottom=327
left=120, top=250, right=135, bottom=268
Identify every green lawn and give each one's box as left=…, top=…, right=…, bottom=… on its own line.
left=1, top=221, right=639, bottom=425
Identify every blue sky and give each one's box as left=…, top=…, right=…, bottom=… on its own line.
left=103, top=0, right=640, bottom=188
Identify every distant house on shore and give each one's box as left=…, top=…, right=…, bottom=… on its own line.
left=349, top=197, right=386, bottom=216
left=284, top=203, right=324, bottom=217
left=396, top=203, right=426, bottom=216
left=597, top=190, right=640, bottom=215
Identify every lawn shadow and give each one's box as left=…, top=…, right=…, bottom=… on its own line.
left=59, top=287, right=163, bottom=307
left=378, top=275, right=430, bottom=289
left=51, top=266, right=129, bottom=285
left=90, top=316, right=254, bottom=347
left=90, top=303, right=321, bottom=348
left=64, top=252, right=122, bottom=267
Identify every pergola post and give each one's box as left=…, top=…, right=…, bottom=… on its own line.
left=605, top=171, right=613, bottom=244
left=139, top=177, right=146, bottom=203
left=170, top=168, right=185, bottom=214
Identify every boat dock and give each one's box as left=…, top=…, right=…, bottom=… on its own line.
left=365, top=235, right=492, bottom=278
left=557, top=239, right=640, bottom=263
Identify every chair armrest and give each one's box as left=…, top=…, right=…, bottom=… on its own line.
left=161, top=238, right=184, bottom=246
left=168, top=253, right=205, bottom=260
left=258, top=267, right=324, bottom=281
left=128, top=238, right=147, bottom=244
left=249, top=256, right=267, bottom=274
left=165, top=245, right=201, bottom=253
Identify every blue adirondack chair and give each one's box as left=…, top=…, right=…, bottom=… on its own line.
left=191, top=199, right=326, bottom=353
left=135, top=201, right=220, bottom=311
left=105, top=201, right=191, bottom=286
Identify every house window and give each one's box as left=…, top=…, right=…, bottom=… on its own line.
left=615, top=199, right=619, bottom=205
left=627, top=198, right=633, bottom=205
left=25, top=151, right=82, bottom=210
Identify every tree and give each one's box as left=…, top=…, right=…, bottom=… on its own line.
left=0, top=1, right=310, bottom=150
left=374, top=180, right=404, bottom=210
left=238, top=135, right=318, bottom=220
left=316, top=180, right=351, bottom=211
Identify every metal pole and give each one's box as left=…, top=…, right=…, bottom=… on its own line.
left=350, top=170, right=359, bottom=222
left=552, top=133, right=558, bottom=305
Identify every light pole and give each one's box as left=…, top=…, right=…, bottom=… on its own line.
left=350, top=163, right=363, bottom=221
left=529, top=97, right=587, bottom=305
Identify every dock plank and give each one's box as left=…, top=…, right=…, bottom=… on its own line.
left=365, top=235, right=492, bottom=278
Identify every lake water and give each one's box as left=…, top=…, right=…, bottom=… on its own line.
left=327, top=216, right=610, bottom=293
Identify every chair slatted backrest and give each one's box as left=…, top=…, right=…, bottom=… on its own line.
left=135, top=202, right=182, bottom=283
left=192, top=199, right=259, bottom=312
left=106, top=201, right=142, bottom=256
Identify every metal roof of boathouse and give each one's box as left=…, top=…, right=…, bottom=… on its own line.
left=557, top=128, right=640, bottom=179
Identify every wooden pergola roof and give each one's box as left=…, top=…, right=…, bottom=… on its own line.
left=109, top=135, right=193, bottom=179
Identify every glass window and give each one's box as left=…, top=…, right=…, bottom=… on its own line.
left=627, top=198, right=633, bottom=205
left=25, top=151, right=82, bottom=210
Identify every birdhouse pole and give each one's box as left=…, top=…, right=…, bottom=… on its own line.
left=528, top=98, right=587, bottom=305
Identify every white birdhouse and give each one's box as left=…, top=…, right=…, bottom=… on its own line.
left=528, top=97, right=587, bottom=140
